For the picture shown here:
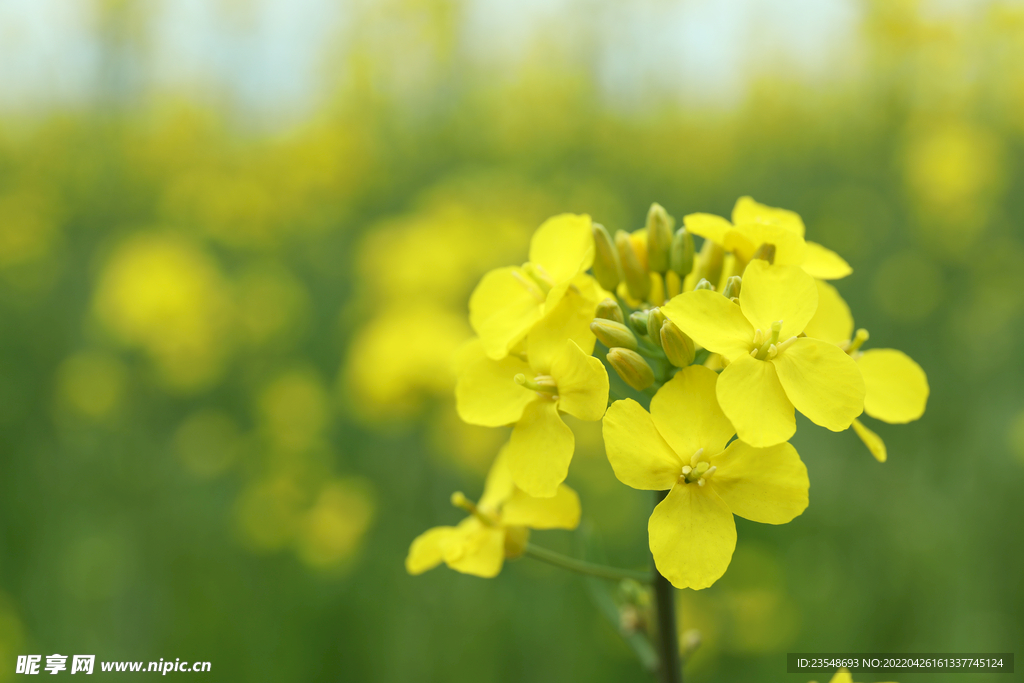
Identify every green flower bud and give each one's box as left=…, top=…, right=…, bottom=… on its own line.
left=645, top=203, right=675, bottom=274
left=595, top=297, right=625, bottom=324
left=722, top=275, right=742, bottom=300
left=693, top=278, right=715, bottom=291
left=660, top=320, right=695, bottom=367
left=628, top=310, right=649, bottom=336
left=607, top=348, right=655, bottom=392
left=591, top=223, right=622, bottom=291
left=646, top=307, right=667, bottom=349
left=590, top=319, right=638, bottom=351
left=670, top=228, right=694, bottom=278
left=615, top=230, right=650, bottom=301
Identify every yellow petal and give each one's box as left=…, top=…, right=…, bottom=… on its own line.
left=662, top=290, right=753, bottom=361
left=716, top=356, right=794, bottom=446
left=649, top=483, right=736, bottom=590
left=442, top=518, right=506, bottom=578
left=683, top=212, right=732, bottom=245
left=650, top=365, right=734, bottom=458
left=507, top=399, right=575, bottom=497
left=528, top=213, right=595, bottom=284
left=731, top=196, right=805, bottom=238
left=802, top=241, right=852, bottom=280
left=550, top=340, right=609, bottom=421
left=502, top=485, right=581, bottom=529
left=739, top=259, right=818, bottom=341
left=602, top=399, right=682, bottom=490
left=827, top=669, right=853, bottom=683
left=479, top=444, right=516, bottom=511
left=773, top=337, right=865, bottom=432
left=774, top=339, right=864, bottom=430
left=405, top=526, right=458, bottom=575
left=469, top=266, right=545, bottom=359
left=857, top=348, right=929, bottom=424
left=852, top=418, right=887, bottom=463
left=527, top=286, right=598, bottom=373
left=804, top=280, right=853, bottom=345
left=709, top=441, right=809, bottom=524
left=726, top=223, right=806, bottom=266
left=717, top=354, right=795, bottom=448
left=455, top=341, right=533, bottom=427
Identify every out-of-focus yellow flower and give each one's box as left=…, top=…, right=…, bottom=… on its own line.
left=469, top=213, right=595, bottom=359
left=174, top=409, right=242, bottom=479
left=456, top=287, right=608, bottom=496
left=406, top=445, right=581, bottom=578
left=93, top=233, right=233, bottom=393
left=296, top=478, right=375, bottom=570
left=805, top=285, right=929, bottom=462
left=55, top=351, right=128, bottom=420
left=810, top=668, right=897, bottom=683
left=258, top=367, right=330, bottom=454
left=684, top=197, right=851, bottom=281
left=602, top=366, right=808, bottom=590
left=663, top=260, right=864, bottom=447
left=345, top=305, right=470, bottom=419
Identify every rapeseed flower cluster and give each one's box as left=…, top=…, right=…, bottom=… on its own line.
left=409, top=197, right=928, bottom=590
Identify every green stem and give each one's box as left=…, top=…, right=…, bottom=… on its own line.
left=652, top=491, right=682, bottom=683
left=524, top=544, right=651, bottom=583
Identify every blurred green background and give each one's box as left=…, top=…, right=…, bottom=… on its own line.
left=0, top=0, right=1022, bottom=681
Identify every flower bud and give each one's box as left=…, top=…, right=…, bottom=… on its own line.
left=591, top=223, right=622, bottom=291
left=722, top=275, right=742, bottom=300
left=646, top=308, right=667, bottom=349
left=503, top=526, right=530, bottom=559
left=615, top=230, right=650, bottom=301
left=645, top=203, right=675, bottom=274
left=670, top=228, right=694, bottom=278
left=595, top=297, right=625, bottom=324
left=591, top=319, right=638, bottom=351
left=660, top=320, right=695, bottom=367
left=607, top=348, right=655, bottom=391
left=696, top=239, right=724, bottom=286
left=693, top=278, right=715, bottom=291
left=628, top=310, right=649, bottom=336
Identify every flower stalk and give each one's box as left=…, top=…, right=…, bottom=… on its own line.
left=523, top=543, right=651, bottom=584
left=652, top=489, right=682, bottom=683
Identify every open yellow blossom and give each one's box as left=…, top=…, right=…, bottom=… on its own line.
left=663, top=260, right=865, bottom=447
left=469, top=213, right=595, bottom=359
left=602, top=366, right=809, bottom=589
left=805, top=281, right=930, bottom=462
left=406, top=446, right=581, bottom=578
left=684, top=196, right=851, bottom=280
left=457, top=287, right=609, bottom=496
left=810, top=667, right=897, bottom=683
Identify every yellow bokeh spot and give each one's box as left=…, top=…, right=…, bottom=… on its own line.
left=234, top=476, right=306, bottom=552
left=344, top=305, right=470, bottom=418
left=0, top=189, right=59, bottom=269
left=235, top=262, right=310, bottom=349
left=296, top=479, right=375, bottom=570
left=93, top=233, right=233, bottom=393
left=55, top=351, right=128, bottom=420
left=174, top=409, right=243, bottom=479
left=258, top=368, right=329, bottom=453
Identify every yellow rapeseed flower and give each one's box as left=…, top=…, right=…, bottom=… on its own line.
left=805, top=281, right=930, bottom=462
left=469, top=213, right=595, bottom=359
left=810, top=668, right=898, bottom=683
left=456, top=287, right=609, bottom=496
left=663, top=260, right=865, bottom=447
left=406, top=446, right=581, bottom=578
left=684, top=196, right=852, bottom=280
left=602, top=366, right=809, bottom=589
